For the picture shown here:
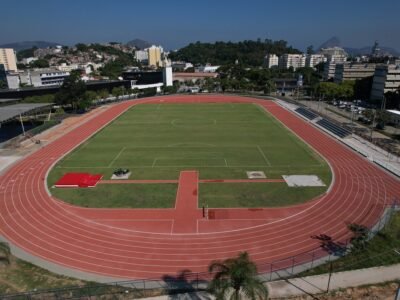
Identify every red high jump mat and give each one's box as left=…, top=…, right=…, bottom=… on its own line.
left=55, top=173, right=103, bottom=188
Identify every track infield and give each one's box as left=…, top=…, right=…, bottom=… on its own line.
left=48, top=102, right=331, bottom=208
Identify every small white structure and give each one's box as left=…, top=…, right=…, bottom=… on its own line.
left=283, top=175, right=326, bottom=187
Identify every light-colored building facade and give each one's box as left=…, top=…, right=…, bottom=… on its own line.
left=135, top=50, right=148, bottom=62
left=334, top=63, right=376, bottom=83
left=0, top=48, right=18, bottom=71
left=306, top=54, right=326, bottom=68
left=19, top=69, right=70, bottom=87
left=147, top=45, right=163, bottom=67
left=5, top=72, right=20, bottom=89
left=195, top=65, right=220, bottom=73
left=371, top=64, right=400, bottom=100
left=279, top=54, right=306, bottom=70
left=264, top=54, right=279, bottom=68
left=322, top=55, right=348, bottom=80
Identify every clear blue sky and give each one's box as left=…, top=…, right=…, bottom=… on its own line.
left=1, top=0, right=399, bottom=51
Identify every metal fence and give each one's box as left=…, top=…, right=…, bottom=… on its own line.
left=1, top=201, right=398, bottom=300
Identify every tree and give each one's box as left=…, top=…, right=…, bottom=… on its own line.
left=306, top=45, right=315, bottom=55
left=208, top=252, right=268, bottom=300
left=111, top=86, right=125, bottom=99
left=97, top=89, right=109, bottom=100
left=29, top=59, right=50, bottom=68
left=348, top=223, right=370, bottom=252
left=55, top=70, right=86, bottom=109
left=0, top=79, right=7, bottom=89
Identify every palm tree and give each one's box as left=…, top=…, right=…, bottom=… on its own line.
left=208, top=252, right=268, bottom=300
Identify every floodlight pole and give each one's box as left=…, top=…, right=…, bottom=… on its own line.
left=19, top=113, right=26, bottom=136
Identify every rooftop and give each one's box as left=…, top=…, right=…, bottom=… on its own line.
left=0, top=103, right=52, bottom=124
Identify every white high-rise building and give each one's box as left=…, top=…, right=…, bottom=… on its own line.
left=135, top=50, right=148, bottom=62
left=279, top=54, right=306, bottom=70
left=0, top=48, right=18, bottom=71
left=264, top=54, right=279, bottom=68
left=306, top=54, right=326, bottom=68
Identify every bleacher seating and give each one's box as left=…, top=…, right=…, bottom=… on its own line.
left=316, top=118, right=351, bottom=138
left=295, top=107, right=318, bottom=120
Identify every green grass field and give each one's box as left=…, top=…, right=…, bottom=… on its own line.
left=48, top=103, right=331, bottom=208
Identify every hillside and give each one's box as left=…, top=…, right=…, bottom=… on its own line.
left=168, top=39, right=301, bottom=66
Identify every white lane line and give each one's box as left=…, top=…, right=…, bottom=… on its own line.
left=257, top=145, right=271, bottom=166
left=108, top=147, right=126, bottom=168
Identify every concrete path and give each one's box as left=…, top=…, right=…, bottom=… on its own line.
left=267, top=263, right=400, bottom=298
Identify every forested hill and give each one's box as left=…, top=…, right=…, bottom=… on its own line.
left=168, top=39, right=302, bottom=66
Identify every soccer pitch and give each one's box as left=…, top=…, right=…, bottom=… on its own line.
left=48, top=103, right=331, bottom=208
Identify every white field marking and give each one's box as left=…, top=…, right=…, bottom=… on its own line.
left=108, top=147, right=126, bottom=168
left=224, top=158, right=228, bottom=167
left=152, top=158, right=158, bottom=168
left=167, top=143, right=217, bottom=147
left=257, top=145, right=272, bottom=166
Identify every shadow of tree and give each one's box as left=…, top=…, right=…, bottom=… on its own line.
left=311, top=234, right=348, bottom=256
left=162, top=269, right=211, bottom=299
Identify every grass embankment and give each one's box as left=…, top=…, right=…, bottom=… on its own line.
left=301, top=212, right=400, bottom=276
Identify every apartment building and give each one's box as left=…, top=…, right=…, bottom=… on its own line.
left=147, top=45, right=163, bottom=67
left=306, top=54, right=326, bottom=68
left=334, top=63, right=376, bottom=83
left=0, top=48, right=18, bottom=71
left=264, top=54, right=279, bottom=68
left=279, top=54, right=306, bottom=70
left=371, top=64, right=400, bottom=100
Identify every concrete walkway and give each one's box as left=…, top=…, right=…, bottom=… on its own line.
left=141, top=264, right=400, bottom=299
left=267, top=263, right=400, bottom=298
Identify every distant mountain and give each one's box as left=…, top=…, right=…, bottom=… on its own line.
left=344, top=46, right=400, bottom=57
left=126, top=39, right=152, bottom=50
left=318, top=36, right=399, bottom=56
left=0, top=41, right=60, bottom=51
left=318, top=36, right=341, bottom=50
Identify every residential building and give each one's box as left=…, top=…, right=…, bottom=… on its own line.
left=195, top=65, right=220, bottom=73
left=135, top=50, right=148, bottom=63
left=334, top=63, right=376, bottom=83
left=171, top=62, right=193, bottom=71
left=0, top=48, right=18, bottom=71
left=147, top=45, right=163, bottom=67
left=323, top=55, right=348, bottom=80
left=306, top=54, right=326, bottom=68
left=371, top=64, right=400, bottom=100
left=264, top=54, right=279, bottom=68
left=21, top=57, right=38, bottom=65
left=57, top=63, right=79, bottom=72
left=279, top=54, right=306, bottom=70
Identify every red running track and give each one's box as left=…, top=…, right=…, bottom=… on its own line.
left=0, top=95, right=399, bottom=280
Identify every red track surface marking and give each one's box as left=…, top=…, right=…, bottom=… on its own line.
left=172, top=171, right=201, bottom=234
left=199, top=179, right=285, bottom=183
left=0, top=95, right=398, bottom=280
